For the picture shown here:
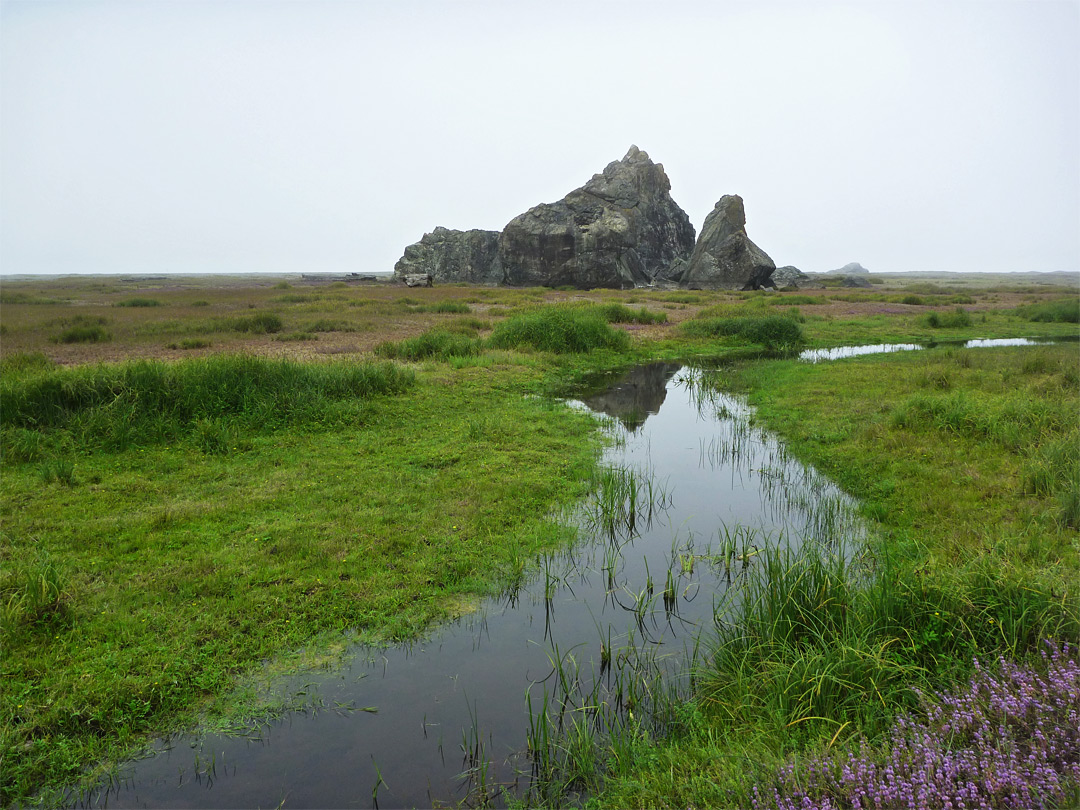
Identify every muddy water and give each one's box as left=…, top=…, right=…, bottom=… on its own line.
left=77, top=365, right=866, bottom=809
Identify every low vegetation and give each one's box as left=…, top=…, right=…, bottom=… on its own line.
left=0, top=274, right=1077, bottom=805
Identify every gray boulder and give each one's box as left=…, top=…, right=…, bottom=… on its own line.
left=498, top=146, right=696, bottom=289
left=402, top=273, right=433, bottom=288
left=681, top=195, right=776, bottom=290
left=771, top=265, right=812, bottom=289
left=394, top=227, right=503, bottom=285
left=841, top=274, right=873, bottom=288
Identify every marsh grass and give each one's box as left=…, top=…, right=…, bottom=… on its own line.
left=113, top=298, right=163, bottom=308
left=1017, top=297, right=1080, bottom=323
left=0, top=549, right=71, bottom=641
left=0, top=354, right=415, bottom=453
left=488, top=306, right=630, bottom=354
left=922, top=306, right=972, bottom=328
left=53, top=316, right=112, bottom=344
left=375, top=329, right=482, bottom=361
left=682, top=314, right=804, bottom=352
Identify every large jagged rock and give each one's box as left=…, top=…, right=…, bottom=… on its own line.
left=497, top=146, right=696, bottom=289
left=680, top=195, right=776, bottom=290
left=393, top=227, right=503, bottom=285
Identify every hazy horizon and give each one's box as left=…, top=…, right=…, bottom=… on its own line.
left=2, top=1, right=1078, bottom=278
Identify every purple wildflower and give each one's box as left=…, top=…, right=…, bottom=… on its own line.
left=754, top=642, right=1080, bottom=809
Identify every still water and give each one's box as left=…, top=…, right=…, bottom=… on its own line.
left=798, top=336, right=1069, bottom=363
left=77, top=365, right=866, bottom=809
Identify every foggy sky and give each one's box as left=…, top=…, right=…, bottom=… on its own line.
left=2, top=0, right=1078, bottom=277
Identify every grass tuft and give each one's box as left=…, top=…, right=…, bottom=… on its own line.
left=487, top=305, right=630, bottom=354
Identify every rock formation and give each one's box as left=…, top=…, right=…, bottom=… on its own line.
left=497, top=146, right=696, bottom=289
left=772, top=265, right=813, bottom=289
left=679, top=195, right=776, bottom=290
left=393, top=227, right=503, bottom=285
left=833, top=262, right=870, bottom=275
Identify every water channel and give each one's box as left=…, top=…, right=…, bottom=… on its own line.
left=77, top=364, right=871, bottom=808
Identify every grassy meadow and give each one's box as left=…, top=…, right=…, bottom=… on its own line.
left=0, top=273, right=1078, bottom=806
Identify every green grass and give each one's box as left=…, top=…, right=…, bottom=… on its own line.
left=1017, top=297, right=1080, bottom=323
left=0, top=362, right=605, bottom=803
left=681, top=314, right=804, bottom=352
left=583, top=344, right=1079, bottom=808
left=487, top=305, right=630, bottom=354
left=52, top=317, right=112, bottom=344
left=2, top=276, right=1078, bottom=805
left=113, top=298, right=163, bottom=308
left=375, top=329, right=482, bottom=361
left=0, top=355, right=415, bottom=454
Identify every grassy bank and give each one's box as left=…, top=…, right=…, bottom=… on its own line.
left=581, top=342, right=1079, bottom=808
left=1, top=275, right=1077, bottom=805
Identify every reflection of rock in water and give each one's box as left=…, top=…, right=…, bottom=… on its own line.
left=581, top=363, right=682, bottom=431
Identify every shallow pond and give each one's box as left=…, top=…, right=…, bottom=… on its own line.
left=76, top=365, right=868, bottom=809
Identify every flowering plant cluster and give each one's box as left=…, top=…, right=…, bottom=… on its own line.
left=752, top=642, right=1080, bottom=809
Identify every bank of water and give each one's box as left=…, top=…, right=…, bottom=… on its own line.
left=74, top=365, right=868, bottom=809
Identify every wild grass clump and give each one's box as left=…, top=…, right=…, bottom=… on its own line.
left=590, top=302, right=668, bottom=325
left=0, top=352, right=56, bottom=374
left=751, top=642, right=1080, bottom=810
left=113, top=298, right=162, bottom=307
left=1016, top=297, right=1080, bottom=324
left=375, top=329, right=482, bottom=361
left=0, top=355, right=415, bottom=452
left=701, top=541, right=1076, bottom=742
left=229, top=312, right=283, bottom=334
left=682, top=315, right=804, bottom=352
left=487, top=306, right=630, bottom=354
left=52, top=317, right=111, bottom=344
left=922, top=306, right=972, bottom=328
left=409, top=301, right=472, bottom=314
left=0, top=551, right=71, bottom=641
left=167, top=338, right=211, bottom=350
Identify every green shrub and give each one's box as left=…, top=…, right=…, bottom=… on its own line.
left=375, top=329, right=482, bottom=361
left=113, top=298, right=162, bottom=307
left=487, top=306, right=630, bottom=354
left=901, top=295, right=925, bottom=306
left=1016, top=298, right=1080, bottom=324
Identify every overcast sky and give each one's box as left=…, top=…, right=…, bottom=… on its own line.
left=2, top=0, right=1077, bottom=276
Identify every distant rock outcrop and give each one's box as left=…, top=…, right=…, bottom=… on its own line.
left=393, top=227, right=503, bottom=285
left=679, top=195, right=776, bottom=290
left=497, top=146, right=696, bottom=289
left=833, top=262, right=870, bottom=275
left=841, top=275, right=873, bottom=288
left=772, top=265, right=812, bottom=289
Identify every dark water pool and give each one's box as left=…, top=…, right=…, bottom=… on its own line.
left=74, top=365, right=866, bottom=809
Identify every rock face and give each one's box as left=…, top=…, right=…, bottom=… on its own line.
left=497, top=146, right=696, bottom=289
left=394, top=227, right=503, bottom=285
left=680, top=195, right=776, bottom=290
left=772, top=265, right=812, bottom=289
left=833, top=262, right=870, bottom=275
